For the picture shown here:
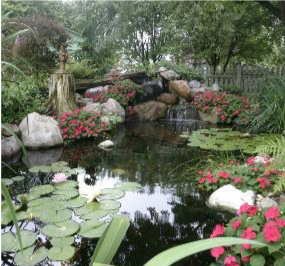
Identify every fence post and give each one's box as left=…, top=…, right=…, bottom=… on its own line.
left=236, top=64, right=242, bottom=90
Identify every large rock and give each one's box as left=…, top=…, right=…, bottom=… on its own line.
left=102, top=98, right=125, bottom=122
left=136, top=80, right=164, bottom=103
left=189, top=80, right=201, bottom=88
left=19, top=112, right=63, bottom=149
left=133, top=101, right=167, bottom=121
left=1, top=123, right=20, bottom=137
left=169, top=80, right=191, bottom=100
left=1, top=136, right=21, bottom=159
left=78, top=97, right=94, bottom=107
left=85, top=85, right=108, bottom=95
left=209, top=185, right=255, bottom=212
left=157, top=93, right=178, bottom=105
left=82, top=103, right=102, bottom=114
left=159, top=70, right=180, bottom=81
left=198, top=108, right=218, bottom=124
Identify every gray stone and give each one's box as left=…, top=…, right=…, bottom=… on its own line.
left=189, top=80, right=201, bottom=88
left=136, top=80, right=164, bottom=103
left=102, top=98, right=125, bottom=122
left=1, top=136, right=21, bottom=159
left=19, top=112, right=63, bottom=149
left=1, top=123, right=20, bottom=137
left=82, top=103, right=102, bottom=114
left=159, top=70, right=180, bottom=81
left=259, top=197, right=278, bottom=209
left=98, top=140, right=114, bottom=149
left=133, top=101, right=167, bottom=121
left=209, top=185, right=255, bottom=213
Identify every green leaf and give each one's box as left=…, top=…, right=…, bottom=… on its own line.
left=268, top=243, right=282, bottom=254
left=12, top=176, right=25, bottom=182
left=81, top=210, right=109, bottom=220
left=90, top=215, right=130, bottom=266
left=143, top=237, right=267, bottom=266
left=53, top=188, right=79, bottom=199
left=66, top=196, right=87, bottom=208
left=75, top=202, right=101, bottom=216
left=1, top=230, right=37, bottom=252
left=16, top=211, right=29, bottom=221
left=2, top=178, right=14, bottom=186
left=30, top=184, right=54, bottom=196
left=54, top=180, right=78, bottom=189
left=14, top=246, right=48, bottom=266
left=99, top=200, right=121, bottom=210
left=39, top=209, right=72, bottom=223
left=274, top=258, right=285, bottom=266
left=78, top=220, right=108, bottom=239
left=115, top=182, right=141, bottom=191
left=16, top=193, right=40, bottom=203
left=250, top=254, right=266, bottom=266
left=42, top=220, right=80, bottom=237
left=48, top=246, right=75, bottom=261
left=98, top=188, right=125, bottom=200
left=50, top=237, right=74, bottom=247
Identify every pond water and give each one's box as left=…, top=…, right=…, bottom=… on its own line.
left=2, top=121, right=231, bottom=266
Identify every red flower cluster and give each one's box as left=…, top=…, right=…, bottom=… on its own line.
left=191, top=91, right=256, bottom=125
left=237, top=203, right=257, bottom=217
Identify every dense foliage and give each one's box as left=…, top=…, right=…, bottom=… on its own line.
left=209, top=203, right=285, bottom=266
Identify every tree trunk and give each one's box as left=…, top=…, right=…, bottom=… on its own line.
left=45, top=73, right=77, bottom=115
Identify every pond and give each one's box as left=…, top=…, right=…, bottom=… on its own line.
left=2, top=121, right=231, bottom=266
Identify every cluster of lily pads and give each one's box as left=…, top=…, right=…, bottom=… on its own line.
left=1, top=161, right=141, bottom=265
left=180, top=128, right=281, bottom=153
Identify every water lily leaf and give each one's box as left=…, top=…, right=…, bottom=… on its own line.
left=54, top=180, right=78, bottom=189
left=54, top=188, right=78, bottom=199
left=1, top=230, right=37, bottom=252
left=75, top=202, right=101, bottom=216
left=99, top=200, right=121, bottom=210
left=2, top=202, right=22, bottom=225
left=50, top=236, right=74, bottom=247
left=29, top=165, right=44, bottom=173
left=30, top=184, right=54, bottom=196
left=98, top=188, right=125, bottom=200
left=51, top=194, right=69, bottom=201
left=16, top=211, right=29, bottom=221
left=11, top=176, right=25, bottom=182
left=114, top=182, right=141, bottom=191
left=42, top=220, right=80, bottom=237
left=66, top=196, right=87, bottom=208
left=78, top=220, right=107, bottom=238
left=2, top=178, right=13, bottom=186
left=48, top=246, right=75, bottom=261
left=81, top=210, right=109, bottom=220
left=52, top=161, right=69, bottom=167
left=51, top=165, right=71, bottom=173
left=27, top=197, right=52, bottom=208
left=17, top=193, right=40, bottom=203
left=29, top=200, right=68, bottom=212
left=14, top=246, right=48, bottom=266
left=39, top=209, right=72, bottom=224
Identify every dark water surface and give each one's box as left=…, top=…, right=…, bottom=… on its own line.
left=2, top=122, right=230, bottom=266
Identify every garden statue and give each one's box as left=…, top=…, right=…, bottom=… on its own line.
left=45, top=44, right=77, bottom=115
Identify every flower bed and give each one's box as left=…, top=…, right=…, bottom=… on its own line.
left=209, top=203, right=285, bottom=266
left=195, top=156, right=284, bottom=196
left=57, top=109, right=113, bottom=144
left=85, top=79, right=143, bottom=111
left=191, top=92, right=257, bottom=125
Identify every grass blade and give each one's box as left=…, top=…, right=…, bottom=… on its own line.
left=89, top=215, right=130, bottom=266
left=143, top=237, right=267, bottom=266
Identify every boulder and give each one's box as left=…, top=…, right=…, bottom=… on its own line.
left=1, top=123, right=20, bottom=137
left=157, top=93, right=178, bottom=105
left=198, top=108, right=218, bottom=124
left=209, top=185, right=255, bottom=212
left=98, top=140, right=114, bottom=149
left=133, top=101, right=167, bottom=121
left=1, top=136, right=21, bottom=159
left=169, top=80, right=191, bottom=100
left=159, top=70, right=180, bottom=81
left=102, top=98, right=125, bottom=122
left=259, top=197, right=278, bottom=209
left=85, top=85, right=108, bottom=95
left=79, top=98, right=93, bottom=107
left=19, top=112, right=63, bottom=149
left=136, top=80, right=164, bottom=103
left=75, top=93, right=83, bottom=100
left=189, top=80, right=201, bottom=88
left=82, top=103, right=102, bottom=114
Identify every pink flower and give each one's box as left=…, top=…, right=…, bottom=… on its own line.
left=241, top=227, right=256, bottom=249
left=210, top=224, right=224, bottom=238
left=224, top=256, right=237, bottom=266
left=264, top=207, right=280, bottom=220
left=198, top=177, right=206, bottom=184
left=210, top=247, right=224, bottom=258
left=238, top=203, right=257, bottom=217
left=241, top=256, right=250, bottom=262
left=251, top=167, right=259, bottom=173
left=275, top=218, right=285, bottom=228
left=256, top=177, right=271, bottom=189
left=246, top=157, right=256, bottom=166
left=196, top=170, right=204, bottom=175
left=52, top=173, right=67, bottom=183
left=208, top=177, right=219, bottom=184
left=263, top=221, right=281, bottom=242
left=218, top=171, right=230, bottom=179
left=231, top=220, right=241, bottom=230
left=232, top=177, right=242, bottom=183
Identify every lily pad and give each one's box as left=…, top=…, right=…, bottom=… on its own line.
left=75, top=202, right=101, bottom=216
left=14, top=246, right=48, bottom=266
left=78, top=220, right=107, bottom=238
left=2, top=202, right=22, bottom=225
left=27, top=197, right=52, bottom=208
left=48, top=246, right=75, bottom=261
left=29, top=200, right=68, bottom=212
left=115, top=182, right=141, bottom=191
left=50, top=236, right=74, bottom=247
left=11, top=176, right=25, bottom=182
left=39, top=209, right=72, bottom=224
left=66, top=196, right=87, bottom=208
left=98, top=188, right=125, bottom=200
left=81, top=209, right=109, bottom=220
left=16, top=193, right=40, bottom=203
left=16, top=211, right=29, bottom=221
left=51, top=161, right=69, bottom=167
left=1, top=230, right=37, bottom=252
left=51, top=165, right=71, bottom=173
left=54, top=180, right=78, bottom=189
left=2, top=178, right=13, bottom=186
left=30, top=184, right=54, bottom=196
left=99, top=200, right=121, bottom=210
left=54, top=188, right=78, bottom=199
left=42, top=220, right=80, bottom=237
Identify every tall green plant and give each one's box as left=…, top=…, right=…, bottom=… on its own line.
left=248, top=76, right=285, bottom=134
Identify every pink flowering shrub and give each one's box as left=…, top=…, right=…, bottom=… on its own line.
left=209, top=203, right=285, bottom=266
left=195, top=156, right=284, bottom=196
left=191, top=92, right=257, bottom=125
left=57, top=109, right=112, bottom=143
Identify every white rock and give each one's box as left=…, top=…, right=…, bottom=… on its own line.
left=259, top=197, right=278, bottom=209
left=19, top=112, right=63, bottom=149
left=82, top=103, right=102, bottom=114
left=102, top=98, right=125, bottom=122
left=98, top=140, right=114, bottom=149
left=86, top=85, right=108, bottom=94
left=189, top=80, right=201, bottom=88
left=208, top=185, right=255, bottom=213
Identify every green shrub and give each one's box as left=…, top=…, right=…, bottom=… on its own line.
left=1, top=75, right=48, bottom=124
left=65, top=59, right=95, bottom=79
left=248, top=76, right=285, bottom=134
left=221, top=84, right=243, bottom=95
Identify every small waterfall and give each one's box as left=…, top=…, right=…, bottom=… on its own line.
left=165, top=105, right=199, bottom=121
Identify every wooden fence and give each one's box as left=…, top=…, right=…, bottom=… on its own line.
left=206, top=64, right=285, bottom=94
